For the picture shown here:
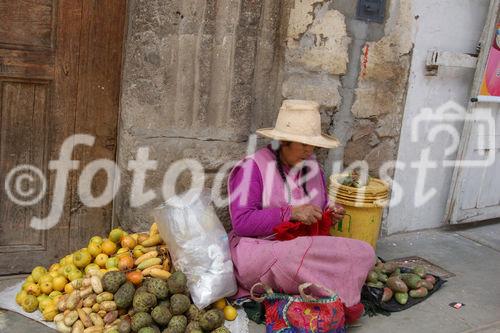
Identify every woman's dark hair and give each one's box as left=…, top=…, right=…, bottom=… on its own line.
left=270, top=142, right=308, bottom=203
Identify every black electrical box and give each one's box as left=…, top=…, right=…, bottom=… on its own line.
left=356, top=0, right=386, bottom=23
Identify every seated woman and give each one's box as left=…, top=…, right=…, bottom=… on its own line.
left=227, top=100, right=375, bottom=317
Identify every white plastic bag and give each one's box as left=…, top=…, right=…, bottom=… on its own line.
left=153, top=190, right=237, bottom=309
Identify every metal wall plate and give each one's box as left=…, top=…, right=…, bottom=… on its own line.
left=356, top=0, right=386, bottom=23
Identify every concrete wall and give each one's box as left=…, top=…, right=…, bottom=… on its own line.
left=115, top=0, right=287, bottom=231
left=385, top=0, right=490, bottom=234
left=280, top=0, right=414, bottom=176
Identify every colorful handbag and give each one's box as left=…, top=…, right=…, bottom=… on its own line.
left=251, top=282, right=346, bottom=333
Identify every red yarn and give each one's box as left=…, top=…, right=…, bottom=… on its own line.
left=273, top=208, right=334, bottom=241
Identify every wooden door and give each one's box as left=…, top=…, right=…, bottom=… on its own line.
left=0, top=0, right=126, bottom=274
left=446, top=0, right=500, bottom=224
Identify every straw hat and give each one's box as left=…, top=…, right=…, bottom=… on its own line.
left=256, top=100, right=340, bottom=148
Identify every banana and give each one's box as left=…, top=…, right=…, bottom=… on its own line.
left=134, top=250, right=158, bottom=266
left=141, top=234, right=162, bottom=247
left=149, top=268, right=172, bottom=280
left=141, top=265, right=163, bottom=276
left=137, top=257, right=162, bottom=270
left=149, top=222, right=159, bottom=237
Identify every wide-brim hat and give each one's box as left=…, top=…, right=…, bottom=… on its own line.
left=256, top=99, right=340, bottom=148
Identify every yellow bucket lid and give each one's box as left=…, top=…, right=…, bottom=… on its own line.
left=329, top=174, right=389, bottom=197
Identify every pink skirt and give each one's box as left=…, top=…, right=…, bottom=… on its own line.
left=229, top=232, right=375, bottom=307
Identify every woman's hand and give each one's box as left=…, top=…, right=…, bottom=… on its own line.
left=290, top=204, right=322, bottom=225
left=329, top=203, right=345, bottom=222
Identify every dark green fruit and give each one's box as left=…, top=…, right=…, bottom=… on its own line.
left=199, top=309, right=224, bottom=331
left=377, top=273, right=388, bottom=283
left=115, top=282, right=135, bottom=309
left=400, top=273, right=421, bottom=289
left=102, top=271, right=127, bottom=293
left=167, top=272, right=187, bottom=294
left=151, top=304, right=172, bottom=326
left=366, top=282, right=384, bottom=288
left=131, top=312, right=153, bottom=332
left=412, top=266, right=426, bottom=278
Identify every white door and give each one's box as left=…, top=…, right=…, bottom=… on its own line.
left=446, top=1, right=500, bottom=224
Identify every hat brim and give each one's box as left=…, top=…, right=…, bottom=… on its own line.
left=256, top=128, right=340, bottom=149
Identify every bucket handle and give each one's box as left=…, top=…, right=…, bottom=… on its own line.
left=250, top=283, right=274, bottom=302
left=337, top=213, right=352, bottom=233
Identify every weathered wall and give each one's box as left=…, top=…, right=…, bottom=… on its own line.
left=385, top=0, right=489, bottom=234
left=280, top=0, right=414, bottom=177
left=115, top=0, right=286, bottom=231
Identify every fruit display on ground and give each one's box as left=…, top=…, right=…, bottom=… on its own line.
left=365, top=259, right=438, bottom=305
left=15, top=223, right=237, bottom=332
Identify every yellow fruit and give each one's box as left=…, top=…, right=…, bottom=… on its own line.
left=89, top=236, right=103, bottom=245
left=67, top=269, right=83, bottom=282
left=213, top=298, right=226, bottom=310
left=73, top=250, right=92, bottom=269
left=38, top=297, right=53, bottom=312
left=109, top=228, right=124, bottom=243
left=49, top=271, right=59, bottom=279
left=107, top=267, right=120, bottom=272
left=102, top=239, right=117, bottom=255
left=94, top=253, right=109, bottom=268
left=49, top=263, right=61, bottom=272
left=21, top=281, right=31, bottom=290
left=64, top=254, right=74, bottom=265
left=16, top=290, right=27, bottom=306
left=39, top=274, right=53, bottom=285
left=40, top=281, right=53, bottom=294
left=57, top=265, right=66, bottom=276
left=31, top=266, right=47, bottom=283
left=22, top=295, right=39, bottom=313
left=64, top=283, right=74, bottom=294
left=223, top=305, right=238, bottom=321
left=49, top=291, right=62, bottom=299
left=52, top=276, right=68, bottom=292
left=130, top=233, right=139, bottom=242
left=100, top=268, right=107, bottom=274
left=116, top=247, right=130, bottom=258
left=26, top=283, right=41, bottom=296
left=26, top=275, right=34, bottom=283
left=87, top=242, right=102, bottom=257
left=42, top=303, right=58, bottom=321
left=63, top=264, right=78, bottom=278
left=52, top=294, right=63, bottom=305
left=133, top=245, right=145, bottom=258
left=105, top=257, right=119, bottom=270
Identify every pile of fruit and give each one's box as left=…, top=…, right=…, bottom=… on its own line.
left=15, top=223, right=237, bottom=332
left=365, top=260, right=438, bottom=305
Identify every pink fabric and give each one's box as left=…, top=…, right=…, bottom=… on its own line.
left=228, top=147, right=375, bottom=307
left=252, top=147, right=325, bottom=208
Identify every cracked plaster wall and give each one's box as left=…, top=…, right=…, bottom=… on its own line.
left=281, top=0, right=414, bottom=177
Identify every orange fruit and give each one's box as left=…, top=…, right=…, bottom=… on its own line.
left=120, top=235, right=137, bottom=250
left=118, top=255, right=134, bottom=271
left=213, top=298, right=226, bottom=310
left=102, top=239, right=117, bottom=255
left=126, top=271, right=143, bottom=286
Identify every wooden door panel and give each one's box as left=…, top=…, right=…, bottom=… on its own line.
left=0, top=0, right=55, bottom=49
left=0, top=0, right=125, bottom=274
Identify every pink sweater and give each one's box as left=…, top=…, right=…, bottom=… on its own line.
left=228, top=158, right=329, bottom=238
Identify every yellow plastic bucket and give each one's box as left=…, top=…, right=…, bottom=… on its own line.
left=328, top=174, right=389, bottom=249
